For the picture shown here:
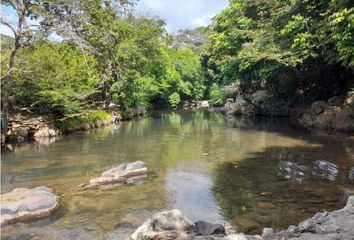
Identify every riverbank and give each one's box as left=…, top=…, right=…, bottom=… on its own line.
left=221, top=91, right=354, bottom=133
left=2, top=110, right=112, bottom=146
left=130, top=195, right=354, bottom=240
left=2, top=102, right=214, bottom=146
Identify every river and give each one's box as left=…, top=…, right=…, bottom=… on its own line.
left=1, top=110, right=353, bottom=239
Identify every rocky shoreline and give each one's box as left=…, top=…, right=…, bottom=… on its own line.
left=130, top=195, right=354, bottom=240
left=221, top=91, right=354, bottom=133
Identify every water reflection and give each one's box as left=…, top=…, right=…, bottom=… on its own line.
left=212, top=142, right=353, bottom=233
left=1, top=111, right=353, bottom=239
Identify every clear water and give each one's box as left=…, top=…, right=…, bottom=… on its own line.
left=1, top=111, right=353, bottom=239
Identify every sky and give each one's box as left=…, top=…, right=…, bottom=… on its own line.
left=0, top=0, right=229, bottom=36
left=135, top=0, right=229, bottom=32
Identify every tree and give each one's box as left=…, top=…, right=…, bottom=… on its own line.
left=203, top=0, right=354, bottom=105
left=1, top=0, right=36, bottom=139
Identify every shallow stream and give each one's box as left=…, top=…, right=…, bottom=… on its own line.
left=1, top=111, right=353, bottom=239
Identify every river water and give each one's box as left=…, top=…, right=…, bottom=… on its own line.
left=1, top=111, right=354, bottom=239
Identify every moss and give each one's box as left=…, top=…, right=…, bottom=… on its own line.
left=55, top=110, right=111, bottom=133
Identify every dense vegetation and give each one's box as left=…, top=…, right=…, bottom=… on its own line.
left=1, top=0, right=353, bottom=131
left=203, top=0, right=353, bottom=106
left=1, top=0, right=208, bottom=124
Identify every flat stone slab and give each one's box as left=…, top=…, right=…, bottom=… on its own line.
left=78, top=161, right=148, bottom=190
left=1, top=186, right=59, bottom=225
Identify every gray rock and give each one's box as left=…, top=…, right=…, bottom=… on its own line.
left=298, top=219, right=316, bottom=232
left=78, top=161, right=148, bottom=190
left=287, top=225, right=298, bottom=236
left=129, top=196, right=354, bottom=240
left=277, top=161, right=307, bottom=183
left=311, top=101, right=328, bottom=115
left=1, top=186, right=59, bottom=225
left=345, top=195, right=354, bottom=209
left=312, top=160, right=339, bottom=181
left=125, top=161, right=146, bottom=171
left=348, top=167, right=354, bottom=183
left=261, top=228, right=274, bottom=239
left=34, top=127, right=57, bottom=138
left=225, top=234, right=249, bottom=240
left=130, top=209, right=195, bottom=240
left=327, top=96, right=344, bottom=106
left=195, top=221, right=225, bottom=236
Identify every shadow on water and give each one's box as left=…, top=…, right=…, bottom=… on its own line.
left=212, top=124, right=354, bottom=234
left=1, top=111, right=353, bottom=239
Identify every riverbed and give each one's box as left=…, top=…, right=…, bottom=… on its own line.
left=1, top=111, right=353, bottom=239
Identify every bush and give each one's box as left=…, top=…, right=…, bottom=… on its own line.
left=55, top=110, right=111, bottom=132
left=209, top=83, right=225, bottom=106
left=168, top=92, right=181, bottom=108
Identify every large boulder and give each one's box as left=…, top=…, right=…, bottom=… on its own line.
left=78, top=161, right=148, bottom=190
left=297, top=101, right=354, bottom=132
left=1, top=186, right=59, bottom=225
left=131, top=209, right=196, bottom=240
left=221, top=96, right=250, bottom=116
left=131, top=210, right=230, bottom=240
left=221, top=91, right=288, bottom=117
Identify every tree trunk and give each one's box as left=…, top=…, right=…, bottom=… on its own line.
left=1, top=1, right=27, bottom=145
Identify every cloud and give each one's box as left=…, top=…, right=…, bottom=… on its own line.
left=135, top=0, right=228, bottom=32
left=192, top=14, right=214, bottom=27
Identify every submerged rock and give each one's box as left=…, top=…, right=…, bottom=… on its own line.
left=1, top=186, right=59, bottom=225
left=277, top=161, right=307, bottom=183
left=348, top=167, right=354, bottom=183
left=312, top=160, right=339, bottom=181
left=78, top=161, right=148, bottom=190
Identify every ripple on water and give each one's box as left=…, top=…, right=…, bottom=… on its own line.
left=1, top=111, right=353, bottom=238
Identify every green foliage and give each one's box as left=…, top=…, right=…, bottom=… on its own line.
left=329, top=7, right=354, bottom=67
left=168, top=92, right=181, bottom=108
left=12, top=42, right=100, bottom=115
left=209, top=83, right=225, bottom=106
left=0, top=34, right=14, bottom=54
left=54, top=110, right=111, bottom=132
left=203, top=0, right=354, bottom=105
left=2, top=0, right=209, bottom=117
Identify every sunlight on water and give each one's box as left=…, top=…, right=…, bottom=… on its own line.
left=1, top=111, right=353, bottom=239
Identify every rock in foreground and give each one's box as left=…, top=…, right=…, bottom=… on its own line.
left=78, top=161, right=148, bottom=190
left=1, top=186, right=59, bottom=225
left=130, top=195, right=354, bottom=240
left=131, top=209, right=229, bottom=240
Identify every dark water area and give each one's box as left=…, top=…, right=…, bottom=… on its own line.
left=1, top=111, right=353, bottom=239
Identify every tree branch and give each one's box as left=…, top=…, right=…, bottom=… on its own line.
left=0, top=68, right=15, bottom=81
left=0, top=19, right=17, bottom=38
